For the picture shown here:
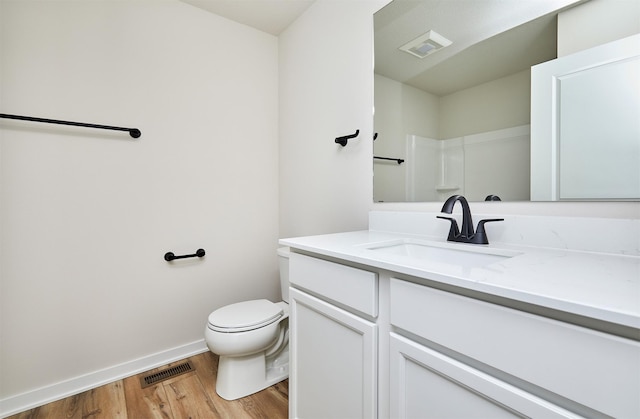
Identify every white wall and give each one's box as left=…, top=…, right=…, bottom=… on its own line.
left=373, top=69, right=531, bottom=202
left=0, top=0, right=279, bottom=409
left=278, top=0, right=389, bottom=238
left=439, top=69, right=530, bottom=139
left=373, top=74, right=439, bottom=202
left=373, top=74, right=440, bottom=142
left=558, top=0, right=640, bottom=57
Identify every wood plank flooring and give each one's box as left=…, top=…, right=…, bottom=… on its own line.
left=8, top=352, right=288, bottom=419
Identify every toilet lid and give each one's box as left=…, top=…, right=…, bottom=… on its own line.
left=207, top=299, right=283, bottom=332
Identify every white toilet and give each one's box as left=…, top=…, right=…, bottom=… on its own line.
left=204, top=248, right=290, bottom=400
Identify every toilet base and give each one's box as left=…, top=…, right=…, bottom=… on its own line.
left=215, top=343, right=289, bottom=400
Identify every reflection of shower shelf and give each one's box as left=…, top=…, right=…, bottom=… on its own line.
left=436, top=185, right=460, bottom=191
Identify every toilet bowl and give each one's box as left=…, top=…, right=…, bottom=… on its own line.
left=204, top=248, right=290, bottom=400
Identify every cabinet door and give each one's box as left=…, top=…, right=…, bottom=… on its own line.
left=290, top=288, right=377, bottom=419
left=390, top=334, right=580, bottom=419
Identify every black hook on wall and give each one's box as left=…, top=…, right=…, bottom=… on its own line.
left=335, top=129, right=359, bottom=146
left=164, top=248, right=205, bottom=261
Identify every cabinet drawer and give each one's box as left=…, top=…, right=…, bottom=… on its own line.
left=390, top=333, right=579, bottom=418
left=390, top=278, right=640, bottom=418
left=289, top=252, right=378, bottom=317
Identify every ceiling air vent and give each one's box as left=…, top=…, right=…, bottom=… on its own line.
left=399, top=30, right=452, bottom=58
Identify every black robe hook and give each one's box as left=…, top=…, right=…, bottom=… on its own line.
left=335, top=129, right=359, bottom=147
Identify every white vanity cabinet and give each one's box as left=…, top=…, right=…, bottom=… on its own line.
left=390, top=278, right=640, bottom=419
left=288, top=253, right=378, bottom=419
left=286, top=248, right=640, bottom=419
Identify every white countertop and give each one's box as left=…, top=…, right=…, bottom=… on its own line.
left=280, top=230, right=640, bottom=331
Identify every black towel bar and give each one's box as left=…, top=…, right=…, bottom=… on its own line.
left=374, top=156, right=404, bottom=164
left=164, top=249, right=206, bottom=261
left=0, top=113, right=141, bottom=138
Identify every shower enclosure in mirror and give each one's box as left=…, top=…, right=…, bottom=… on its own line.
left=373, top=0, right=640, bottom=202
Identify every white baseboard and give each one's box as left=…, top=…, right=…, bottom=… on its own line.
left=0, top=339, right=209, bottom=418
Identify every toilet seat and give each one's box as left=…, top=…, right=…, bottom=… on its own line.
left=208, top=299, right=283, bottom=332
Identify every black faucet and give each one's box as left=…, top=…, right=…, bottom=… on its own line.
left=437, top=195, right=503, bottom=245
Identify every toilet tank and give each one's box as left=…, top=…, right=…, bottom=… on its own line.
left=277, top=247, right=291, bottom=303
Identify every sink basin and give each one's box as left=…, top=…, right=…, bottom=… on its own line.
left=363, top=239, right=520, bottom=269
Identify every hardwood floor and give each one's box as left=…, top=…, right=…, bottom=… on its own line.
left=8, top=352, right=288, bottom=419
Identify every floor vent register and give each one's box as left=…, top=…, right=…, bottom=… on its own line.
left=140, top=361, right=195, bottom=388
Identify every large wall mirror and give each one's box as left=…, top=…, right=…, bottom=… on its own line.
left=373, top=0, right=640, bottom=202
